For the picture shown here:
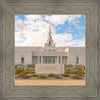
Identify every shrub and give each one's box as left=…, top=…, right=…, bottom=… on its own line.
left=71, top=75, right=80, bottom=79
left=27, top=64, right=35, bottom=68
left=18, top=73, right=25, bottom=77
left=77, top=74, right=83, bottom=77
left=65, top=64, right=73, bottom=67
left=77, top=67, right=82, bottom=70
left=65, top=65, right=85, bottom=74
left=24, top=67, right=35, bottom=71
left=65, top=70, right=71, bottom=74
left=80, top=70, right=85, bottom=74
left=27, top=70, right=35, bottom=74
left=28, top=68, right=34, bottom=71
left=20, top=71, right=28, bottom=74
left=15, top=65, right=19, bottom=68
left=16, top=64, right=25, bottom=69
left=48, top=74, right=54, bottom=77
left=62, top=74, right=70, bottom=77
left=15, top=68, right=24, bottom=74
left=31, top=74, right=38, bottom=77
left=38, top=75, right=47, bottom=79
left=53, top=75, right=61, bottom=79
left=83, top=66, right=85, bottom=70
left=21, top=75, right=30, bottom=79
left=24, top=67, right=29, bottom=71
left=73, top=65, right=77, bottom=68
left=18, top=73, right=30, bottom=79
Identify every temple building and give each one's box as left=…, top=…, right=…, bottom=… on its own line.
left=15, top=26, right=85, bottom=74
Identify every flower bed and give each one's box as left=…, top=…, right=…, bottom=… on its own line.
left=15, top=73, right=85, bottom=80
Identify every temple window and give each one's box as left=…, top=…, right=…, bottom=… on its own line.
left=49, top=41, right=51, bottom=46
left=76, top=57, right=79, bottom=64
left=48, top=58, right=52, bottom=63
left=21, top=57, right=24, bottom=64
left=44, top=58, right=55, bottom=64
left=53, top=58, right=55, bottom=63
left=45, top=58, right=47, bottom=63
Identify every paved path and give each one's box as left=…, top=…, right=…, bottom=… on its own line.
left=15, top=80, right=85, bottom=85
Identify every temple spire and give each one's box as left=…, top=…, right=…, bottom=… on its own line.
left=44, top=24, right=55, bottom=47
left=48, top=24, right=52, bottom=40
left=49, top=24, right=51, bottom=36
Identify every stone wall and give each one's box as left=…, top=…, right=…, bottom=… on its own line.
left=35, top=64, right=64, bottom=74
left=68, top=47, right=85, bottom=65
left=15, top=52, right=32, bottom=65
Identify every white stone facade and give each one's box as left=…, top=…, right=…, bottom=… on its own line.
left=15, top=26, right=85, bottom=66
left=15, top=46, right=85, bottom=66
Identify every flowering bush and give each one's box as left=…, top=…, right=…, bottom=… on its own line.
left=27, top=70, right=35, bottom=74
left=20, top=71, right=28, bottom=74
left=15, top=68, right=24, bottom=74
left=15, top=64, right=36, bottom=74
left=65, top=69, right=85, bottom=74
left=15, top=64, right=25, bottom=69
left=65, top=64, right=85, bottom=74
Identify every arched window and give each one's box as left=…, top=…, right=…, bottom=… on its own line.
left=49, top=41, right=51, bottom=46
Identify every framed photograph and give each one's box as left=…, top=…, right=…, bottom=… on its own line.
left=15, top=14, right=86, bottom=86
left=0, top=0, right=99, bottom=100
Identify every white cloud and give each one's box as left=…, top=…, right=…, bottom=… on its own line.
left=25, top=15, right=42, bottom=22
left=44, top=15, right=81, bottom=26
left=15, top=15, right=85, bottom=47
left=52, top=33, right=85, bottom=47
left=52, top=33, right=73, bottom=46
left=15, top=19, right=26, bottom=32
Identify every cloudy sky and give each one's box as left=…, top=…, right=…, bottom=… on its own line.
left=15, top=15, right=85, bottom=47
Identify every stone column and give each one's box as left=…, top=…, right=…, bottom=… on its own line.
left=57, top=56, right=59, bottom=64
left=60, top=56, right=62, bottom=64
left=41, top=56, right=43, bottom=63
left=38, top=56, right=39, bottom=64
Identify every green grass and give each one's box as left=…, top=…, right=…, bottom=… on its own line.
left=38, top=75, right=47, bottom=79
left=53, top=75, right=61, bottom=79
left=31, top=74, right=38, bottom=77
left=62, top=74, right=70, bottom=77
left=48, top=74, right=54, bottom=77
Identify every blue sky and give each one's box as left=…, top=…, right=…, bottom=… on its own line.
left=15, top=15, right=85, bottom=47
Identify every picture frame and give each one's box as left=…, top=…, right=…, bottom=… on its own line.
left=0, top=0, right=100, bottom=100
